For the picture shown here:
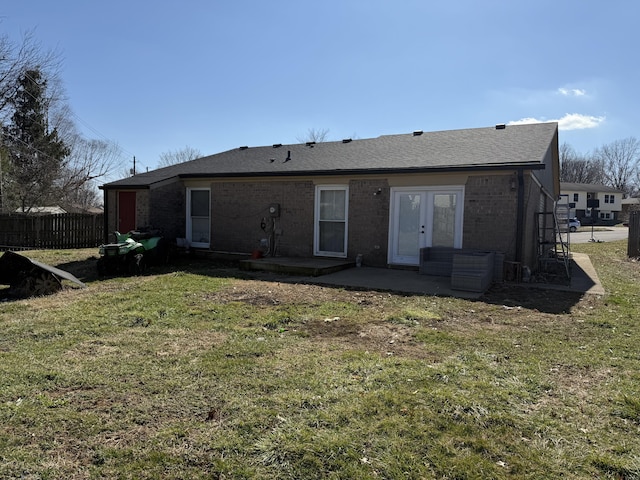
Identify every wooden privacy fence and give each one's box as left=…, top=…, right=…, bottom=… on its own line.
left=628, top=211, right=640, bottom=258
left=0, top=213, right=104, bottom=250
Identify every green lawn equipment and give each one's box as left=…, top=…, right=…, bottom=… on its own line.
left=97, top=229, right=169, bottom=276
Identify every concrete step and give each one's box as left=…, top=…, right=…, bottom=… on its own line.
left=239, top=257, right=354, bottom=277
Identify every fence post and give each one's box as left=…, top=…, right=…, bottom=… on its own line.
left=628, top=211, right=640, bottom=258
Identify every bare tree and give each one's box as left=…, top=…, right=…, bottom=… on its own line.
left=296, top=128, right=330, bottom=144
left=559, top=142, right=604, bottom=184
left=0, top=30, right=119, bottom=211
left=0, top=29, right=61, bottom=124
left=157, top=146, right=202, bottom=168
left=593, top=137, right=640, bottom=195
left=55, top=136, right=120, bottom=208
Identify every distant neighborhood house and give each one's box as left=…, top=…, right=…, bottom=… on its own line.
left=560, top=182, right=623, bottom=223
left=14, top=206, right=67, bottom=215
left=12, top=205, right=104, bottom=215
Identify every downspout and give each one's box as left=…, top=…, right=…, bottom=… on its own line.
left=102, top=189, right=109, bottom=244
left=515, top=169, right=525, bottom=263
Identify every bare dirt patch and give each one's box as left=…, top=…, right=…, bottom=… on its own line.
left=208, top=278, right=393, bottom=308
left=302, top=317, right=432, bottom=359
left=207, top=279, right=434, bottom=358
left=203, top=277, right=602, bottom=361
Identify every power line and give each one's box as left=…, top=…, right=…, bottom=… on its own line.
left=15, top=69, right=139, bottom=169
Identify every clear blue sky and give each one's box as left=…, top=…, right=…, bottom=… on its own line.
left=3, top=1, right=639, bottom=179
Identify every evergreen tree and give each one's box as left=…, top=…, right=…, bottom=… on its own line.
left=2, top=69, right=69, bottom=212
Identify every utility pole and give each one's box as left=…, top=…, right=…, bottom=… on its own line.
left=0, top=156, right=3, bottom=213
left=0, top=149, right=4, bottom=213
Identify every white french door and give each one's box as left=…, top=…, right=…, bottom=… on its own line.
left=388, top=187, right=464, bottom=265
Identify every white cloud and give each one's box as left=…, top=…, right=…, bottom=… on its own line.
left=508, top=113, right=605, bottom=130
left=558, top=88, right=587, bottom=97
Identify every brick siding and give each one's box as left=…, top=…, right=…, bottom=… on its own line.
left=107, top=171, right=549, bottom=271
left=463, top=173, right=552, bottom=270
left=150, top=182, right=184, bottom=240
left=207, top=178, right=391, bottom=266
left=347, top=179, right=390, bottom=266
left=211, top=180, right=315, bottom=257
left=463, top=174, right=519, bottom=260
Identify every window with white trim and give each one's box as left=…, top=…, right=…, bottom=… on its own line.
left=573, top=193, right=579, bottom=202
left=314, top=185, right=348, bottom=257
left=186, top=188, right=211, bottom=248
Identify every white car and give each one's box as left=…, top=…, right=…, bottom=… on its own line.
left=568, top=217, right=581, bottom=232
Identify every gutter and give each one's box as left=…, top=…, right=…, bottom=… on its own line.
left=515, top=169, right=525, bottom=263
left=102, top=188, right=109, bottom=244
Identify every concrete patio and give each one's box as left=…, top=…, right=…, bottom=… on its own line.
left=240, top=253, right=604, bottom=298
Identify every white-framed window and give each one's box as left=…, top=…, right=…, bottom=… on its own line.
left=600, top=212, right=611, bottom=219
left=186, top=187, right=211, bottom=248
left=314, top=185, right=348, bottom=257
left=573, top=193, right=579, bottom=202
left=605, top=194, right=615, bottom=204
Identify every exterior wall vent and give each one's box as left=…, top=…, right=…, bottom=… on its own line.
left=495, top=124, right=506, bottom=130
left=413, top=130, right=423, bottom=136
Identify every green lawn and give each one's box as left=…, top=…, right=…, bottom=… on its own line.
left=0, top=242, right=638, bottom=479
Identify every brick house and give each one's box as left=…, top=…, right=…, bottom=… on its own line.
left=100, top=122, right=560, bottom=271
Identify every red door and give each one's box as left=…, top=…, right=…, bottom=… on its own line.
left=118, top=191, right=136, bottom=233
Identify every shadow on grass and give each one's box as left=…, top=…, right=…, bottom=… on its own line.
left=481, top=285, right=584, bottom=315
left=57, top=254, right=255, bottom=284
left=2, top=253, right=586, bottom=314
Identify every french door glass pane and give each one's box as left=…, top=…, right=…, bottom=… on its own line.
left=432, top=193, right=456, bottom=247
left=397, top=193, right=421, bottom=256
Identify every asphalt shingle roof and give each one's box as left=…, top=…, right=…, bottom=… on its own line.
left=103, top=122, right=558, bottom=189
left=560, top=182, right=624, bottom=193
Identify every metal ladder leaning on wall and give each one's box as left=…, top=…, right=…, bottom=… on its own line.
left=536, top=202, right=571, bottom=280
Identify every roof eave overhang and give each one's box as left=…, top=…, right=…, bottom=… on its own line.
left=99, top=184, right=152, bottom=191
left=178, top=163, right=545, bottom=180
left=100, top=163, right=545, bottom=189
